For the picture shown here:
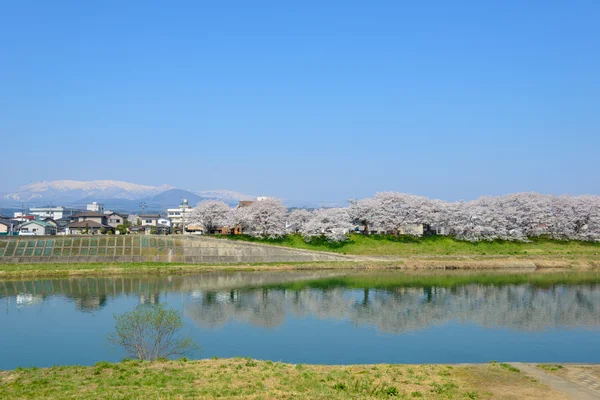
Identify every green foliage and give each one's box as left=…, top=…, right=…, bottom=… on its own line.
left=431, top=382, right=459, bottom=395
left=150, top=226, right=157, bottom=234
left=537, top=364, right=563, bottom=372
left=116, top=224, right=128, bottom=235
left=108, top=304, right=199, bottom=361
left=385, top=386, right=399, bottom=396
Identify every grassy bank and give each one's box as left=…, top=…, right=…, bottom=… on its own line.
left=261, top=271, right=600, bottom=291
left=218, top=234, right=600, bottom=257
left=0, top=256, right=598, bottom=279
left=0, top=261, right=407, bottom=278
left=0, top=359, right=566, bottom=399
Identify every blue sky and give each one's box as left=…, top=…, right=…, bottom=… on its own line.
left=1, top=1, right=599, bottom=202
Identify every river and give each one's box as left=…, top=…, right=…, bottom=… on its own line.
left=1, top=270, right=599, bottom=369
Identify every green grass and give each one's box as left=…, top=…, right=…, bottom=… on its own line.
left=0, top=359, right=561, bottom=399
left=537, top=364, right=564, bottom=372
left=0, top=260, right=378, bottom=278
left=216, top=234, right=600, bottom=257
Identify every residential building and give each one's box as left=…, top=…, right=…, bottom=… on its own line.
left=30, top=206, right=78, bottom=220
left=13, top=212, right=35, bottom=222
left=42, top=218, right=58, bottom=228
left=0, top=219, right=19, bottom=235
left=66, top=211, right=110, bottom=234
left=55, top=217, right=72, bottom=233
left=87, top=202, right=105, bottom=213
left=106, top=212, right=126, bottom=228
left=140, top=214, right=160, bottom=227
left=19, top=220, right=56, bottom=235
left=130, top=221, right=170, bottom=235
left=167, top=198, right=192, bottom=226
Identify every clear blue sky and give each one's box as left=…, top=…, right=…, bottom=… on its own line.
left=1, top=1, right=599, bottom=202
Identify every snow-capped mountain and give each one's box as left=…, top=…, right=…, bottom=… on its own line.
left=1, top=180, right=257, bottom=211
left=195, top=190, right=255, bottom=202
left=3, top=180, right=174, bottom=202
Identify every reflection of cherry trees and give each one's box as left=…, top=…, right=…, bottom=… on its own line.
left=185, top=285, right=600, bottom=333
left=3, top=274, right=599, bottom=333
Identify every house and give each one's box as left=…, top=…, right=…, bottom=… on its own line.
left=106, top=212, right=126, bottom=228
left=140, top=214, right=161, bottom=227
left=19, top=220, right=56, bottom=236
left=30, top=206, right=78, bottom=220
left=167, top=198, right=193, bottom=227
left=66, top=211, right=110, bottom=234
left=0, top=219, right=19, bottom=235
left=13, top=213, right=35, bottom=223
left=130, top=219, right=170, bottom=235
left=55, top=217, right=72, bottom=233
left=42, top=218, right=58, bottom=228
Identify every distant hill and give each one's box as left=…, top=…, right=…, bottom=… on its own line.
left=0, top=180, right=256, bottom=213
left=3, top=180, right=173, bottom=203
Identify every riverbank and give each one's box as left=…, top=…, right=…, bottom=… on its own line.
left=0, top=359, right=576, bottom=399
left=218, top=234, right=600, bottom=257
left=0, top=255, right=598, bottom=278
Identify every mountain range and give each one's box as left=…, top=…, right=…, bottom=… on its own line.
left=0, top=180, right=255, bottom=212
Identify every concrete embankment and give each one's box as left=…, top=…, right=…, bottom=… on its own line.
left=0, top=235, right=351, bottom=264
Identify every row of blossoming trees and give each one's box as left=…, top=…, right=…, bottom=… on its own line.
left=188, top=192, right=600, bottom=243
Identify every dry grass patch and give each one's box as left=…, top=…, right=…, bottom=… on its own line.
left=457, top=363, right=568, bottom=400
left=538, top=364, right=600, bottom=382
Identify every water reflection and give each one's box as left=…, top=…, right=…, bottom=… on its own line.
left=2, top=271, right=599, bottom=333
left=184, top=285, right=600, bottom=332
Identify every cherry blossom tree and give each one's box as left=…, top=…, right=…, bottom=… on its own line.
left=348, top=198, right=378, bottom=235
left=371, top=192, right=436, bottom=235
left=189, top=200, right=230, bottom=234
left=236, top=198, right=287, bottom=238
left=286, top=209, right=312, bottom=234
left=300, top=208, right=354, bottom=242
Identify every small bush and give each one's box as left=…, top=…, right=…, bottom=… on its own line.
left=499, top=363, right=520, bottom=373
left=537, top=364, right=563, bottom=372
left=431, top=382, right=458, bottom=394
left=385, top=386, right=399, bottom=396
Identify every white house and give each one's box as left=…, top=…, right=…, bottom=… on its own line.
left=167, top=198, right=193, bottom=227
left=30, top=206, right=78, bottom=220
left=87, top=202, right=105, bottom=213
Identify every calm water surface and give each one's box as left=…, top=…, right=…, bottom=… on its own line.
left=1, top=270, right=599, bottom=369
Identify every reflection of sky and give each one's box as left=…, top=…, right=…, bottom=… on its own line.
left=1, top=275, right=600, bottom=369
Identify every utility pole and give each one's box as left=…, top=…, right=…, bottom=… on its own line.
left=140, top=202, right=146, bottom=215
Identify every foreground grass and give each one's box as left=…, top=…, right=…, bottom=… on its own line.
left=0, top=358, right=566, bottom=400
left=218, top=234, right=600, bottom=257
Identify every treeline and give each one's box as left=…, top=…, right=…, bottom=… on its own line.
left=188, top=192, right=600, bottom=242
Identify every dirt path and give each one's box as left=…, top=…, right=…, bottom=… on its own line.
left=510, top=363, right=600, bottom=400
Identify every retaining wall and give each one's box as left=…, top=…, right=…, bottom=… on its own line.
left=0, top=235, right=351, bottom=264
